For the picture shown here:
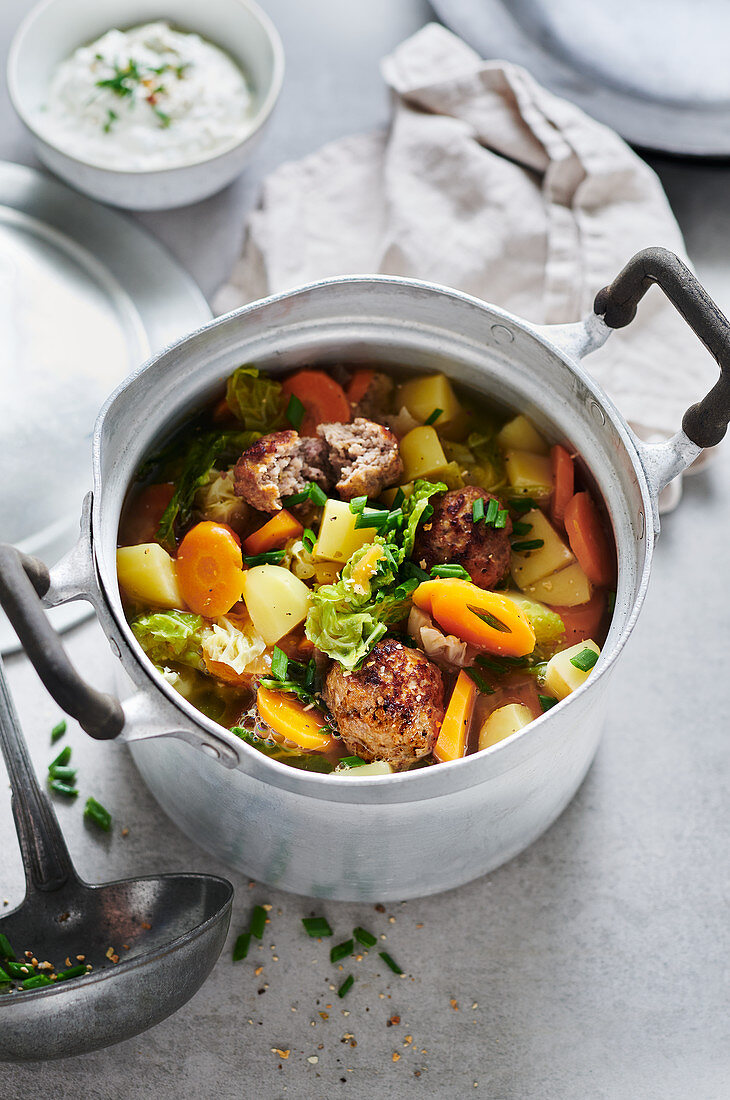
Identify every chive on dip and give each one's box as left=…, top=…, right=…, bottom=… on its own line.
left=37, top=21, right=253, bottom=171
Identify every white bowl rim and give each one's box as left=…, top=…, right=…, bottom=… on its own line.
left=6, top=0, right=285, bottom=177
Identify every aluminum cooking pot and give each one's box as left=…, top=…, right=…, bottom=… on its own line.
left=1, top=248, right=728, bottom=901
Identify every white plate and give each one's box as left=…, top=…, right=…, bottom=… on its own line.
left=431, top=0, right=730, bottom=157
left=0, top=161, right=212, bottom=653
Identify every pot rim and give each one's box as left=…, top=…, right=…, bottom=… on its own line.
left=92, top=274, right=656, bottom=800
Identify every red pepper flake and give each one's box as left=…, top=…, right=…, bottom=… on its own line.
left=374, top=904, right=386, bottom=913
left=140, top=921, right=151, bottom=930
left=392, top=1052, right=401, bottom=1062
left=450, top=998, right=459, bottom=1011
left=386, top=1015, right=401, bottom=1027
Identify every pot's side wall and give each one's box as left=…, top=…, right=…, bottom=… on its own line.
left=129, top=667, right=612, bottom=901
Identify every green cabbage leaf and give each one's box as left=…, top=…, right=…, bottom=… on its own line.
left=225, top=365, right=285, bottom=432
left=130, top=610, right=206, bottom=672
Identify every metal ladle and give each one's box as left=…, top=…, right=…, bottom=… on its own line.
left=0, top=656, right=233, bottom=1061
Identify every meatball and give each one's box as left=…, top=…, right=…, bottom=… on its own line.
left=323, top=638, right=445, bottom=770
left=317, top=418, right=404, bottom=501
left=413, top=486, right=512, bottom=589
left=233, top=430, right=332, bottom=512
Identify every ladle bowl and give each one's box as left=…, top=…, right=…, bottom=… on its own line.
left=0, top=658, right=233, bottom=1062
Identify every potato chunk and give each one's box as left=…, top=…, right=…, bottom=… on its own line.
left=504, top=450, right=553, bottom=496
left=312, top=498, right=378, bottom=563
left=523, top=562, right=593, bottom=607
left=399, top=426, right=448, bottom=482
left=511, top=509, right=574, bottom=588
left=478, top=703, right=533, bottom=750
left=117, top=544, right=184, bottom=609
left=397, top=373, right=463, bottom=429
left=497, top=415, right=549, bottom=455
left=544, top=639, right=601, bottom=700
left=242, top=565, right=311, bottom=646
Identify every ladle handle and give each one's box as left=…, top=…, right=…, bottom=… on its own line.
left=0, top=545, right=124, bottom=740
left=0, top=655, right=76, bottom=892
left=594, top=246, right=730, bottom=449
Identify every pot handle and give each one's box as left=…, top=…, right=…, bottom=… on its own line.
left=0, top=544, right=125, bottom=740
left=594, top=246, right=730, bottom=449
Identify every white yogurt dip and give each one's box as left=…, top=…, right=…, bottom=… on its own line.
left=38, top=22, right=253, bottom=171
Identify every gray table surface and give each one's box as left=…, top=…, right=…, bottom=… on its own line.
left=1, top=2, right=728, bottom=1097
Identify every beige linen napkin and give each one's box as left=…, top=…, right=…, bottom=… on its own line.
left=216, top=23, right=716, bottom=501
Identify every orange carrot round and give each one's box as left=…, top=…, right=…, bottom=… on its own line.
left=550, top=444, right=574, bottom=530
left=346, top=368, right=375, bottom=407
left=176, top=521, right=245, bottom=617
left=414, top=579, right=536, bottom=657
left=256, top=686, right=335, bottom=751
left=563, top=492, right=615, bottom=587
left=243, top=509, right=303, bottom=556
left=281, top=370, right=350, bottom=435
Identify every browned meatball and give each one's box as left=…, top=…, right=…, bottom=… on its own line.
left=233, top=430, right=332, bottom=512
left=323, top=638, right=445, bottom=771
left=413, top=486, right=512, bottom=589
left=317, top=418, right=403, bottom=501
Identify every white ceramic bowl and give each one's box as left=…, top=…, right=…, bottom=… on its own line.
left=7, top=0, right=284, bottom=210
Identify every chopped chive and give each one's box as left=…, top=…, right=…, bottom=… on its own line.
left=0, top=966, right=9, bottom=982
left=467, top=606, right=511, bottom=633
left=271, top=646, right=289, bottom=680
left=511, top=521, right=533, bottom=536
left=511, top=539, right=544, bottom=552
left=21, top=974, right=53, bottom=990
left=424, top=408, right=443, bottom=425
left=305, top=659, right=317, bottom=691
left=84, top=797, right=111, bottom=830
left=286, top=393, right=306, bottom=431
left=51, top=720, right=67, bottom=743
left=50, top=746, right=71, bottom=769
left=392, top=488, right=406, bottom=509
left=570, top=648, right=599, bottom=672
left=330, top=939, right=354, bottom=964
left=6, top=961, right=33, bottom=978
left=56, top=964, right=87, bottom=982
left=48, top=765, right=77, bottom=782
left=250, top=905, right=267, bottom=940
left=302, top=916, right=333, bottom=938
left=308, top=483, right=328, bottom=508
left=508, top=497, right=537, bottom=512
left=232, top=932, right=251, bottom=961
left=430, top=563, right=471, bottom=580
left=494, top=509, right=509, bottom=529
left=302, top=527, right=316, bottom=553
left=353, top=927, right=377, bottom=948
left=465, top=667, right=495, bottom=694
left=484, top=498, right=499, bottom=526
left=49, top=779, right=78, bottom=798
left=338, top=974, right=354, bottom=998
left=539, top=694, right=558, bottom=712
left=0, top=934, right=16, bottom=960
left=607, top=590, right=616, bottom=615
left=379, top=951, right=404, bottom=975
left=244, top=550, right=286, bottom=566
left=282, top=482, right=328, bottom=508
left=348, top=496, right=368, bottom=514
left=354, top=509, right=389, bottom=530
left=472, top=497, right=485, bottom=524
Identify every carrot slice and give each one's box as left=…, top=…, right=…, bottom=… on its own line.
left=176, top=521, right=245, bottom=617
left=243, top=510, right=303, bottom=556
left=256, top=686, right=335, bottom=751
left=563, top=492, right=615, bottom=587
left=433, top=670, right=476, bottom=763
left=552, top=589, right=607, bottom=647
left=119, top=483, right=175, bottom=546
left=414, top=579, right=536, bottom=657
left=550, top=444, right=574, bottom=530
left=346, top=368, right=375, bottom=407
left=281, top=370, right=350, bottom=435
